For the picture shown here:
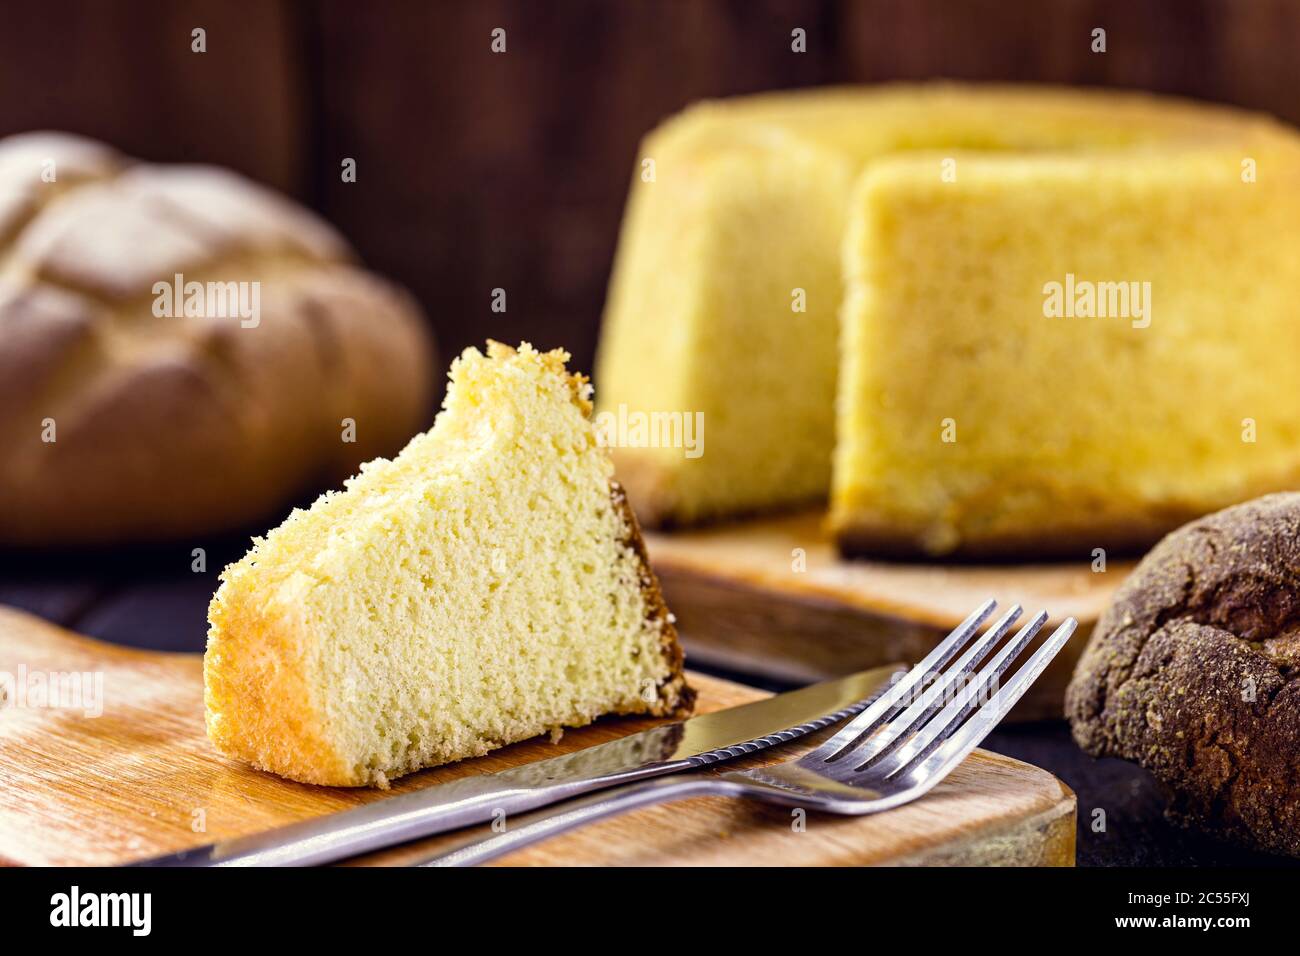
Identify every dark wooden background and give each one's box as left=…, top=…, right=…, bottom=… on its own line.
left=4, top=0, right=1299, bottom=380
left=3, top=0, right=1299, bottom=867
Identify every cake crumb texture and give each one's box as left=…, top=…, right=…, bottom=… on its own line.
left=205, top=341, right=691, bottom=787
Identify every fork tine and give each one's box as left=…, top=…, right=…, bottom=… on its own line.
left=817, top=598, right=997, bottom=763
left=833, top=603, right=1023, bottom=768
left=868, top=610, right=1049, bottom=777
left=894, top=618, right=1077, bottom=791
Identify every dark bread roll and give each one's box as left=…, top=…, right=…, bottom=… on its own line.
left=0, top=132, right=435, bottom=546
left=1066, top=492, right=1300, bottom=857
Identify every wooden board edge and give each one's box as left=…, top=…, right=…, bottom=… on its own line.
left=650, top=554, right=972, bottom=632
left=645, top=539, right=1128, bottom=633
left=656, top=566, right=1088, bottom=721
left=885, top=781, right=1077, bottom=867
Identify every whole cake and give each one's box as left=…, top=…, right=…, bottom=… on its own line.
left=596, top=85, right=1300, bottom=556
left=0, top=132, right=433, bottom=546
left=1067, top=493, right=1300, bottom=858
left=205, top=342, right=692, bottom=787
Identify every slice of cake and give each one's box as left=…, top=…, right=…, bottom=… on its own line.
left=205, top=342, right=692, bottom=787
left=596, top=84, right=1300, bottom=556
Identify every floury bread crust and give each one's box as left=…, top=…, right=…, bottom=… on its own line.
left=1066, top=494, right=1300, bottom=857
left=206, top=343, right=692, bottom=788
left=0, top=132, right=433, bottom=546
left=595, top=84, right=1300, bottom=556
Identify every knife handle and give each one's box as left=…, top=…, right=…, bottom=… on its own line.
left=130, top=760, right=687, bottom=867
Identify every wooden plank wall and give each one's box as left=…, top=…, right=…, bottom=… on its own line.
left=3, top=0, right=1297, bottom=380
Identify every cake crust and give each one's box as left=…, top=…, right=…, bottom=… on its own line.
left=205, top=589, right=350, bottom=787
left=1066, top=493, right=1300, bottom=857
left=609, top=479, right=695, bottom=716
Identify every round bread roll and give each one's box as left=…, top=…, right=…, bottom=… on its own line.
left=1067, top=493, right=1300, bottom=857
left=0, top=132, right=435, bottom=546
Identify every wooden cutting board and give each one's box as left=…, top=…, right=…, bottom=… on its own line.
left=643, top=510, right=1133, bottom=720
left=0, top=604, right=1075, bottom=866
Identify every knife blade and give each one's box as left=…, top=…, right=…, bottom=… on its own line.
left=131, top=663, right=901, bottom=866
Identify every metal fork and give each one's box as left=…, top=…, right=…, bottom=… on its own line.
left=418, top=600, right=1076, bottom=866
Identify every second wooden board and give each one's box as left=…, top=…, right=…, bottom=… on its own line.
left=644, top=511, right=1134, bottom=720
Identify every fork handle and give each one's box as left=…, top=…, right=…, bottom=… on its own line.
left=417, top=775, right=737, bottom=867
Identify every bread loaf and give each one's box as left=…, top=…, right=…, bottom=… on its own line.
left=0, top=132, right=434, bottom=546
left=1067, top=493, right=1300, bottom=857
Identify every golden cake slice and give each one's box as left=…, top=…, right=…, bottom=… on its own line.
left=595, top=84, right=1300, bottom=556
left=205, top=342, right=692, bottom=787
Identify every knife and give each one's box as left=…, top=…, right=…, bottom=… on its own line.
left=129, top=663, right=902, bottom=867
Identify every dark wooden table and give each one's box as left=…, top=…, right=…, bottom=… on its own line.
left=1, top=531, right=1293, bottom=868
